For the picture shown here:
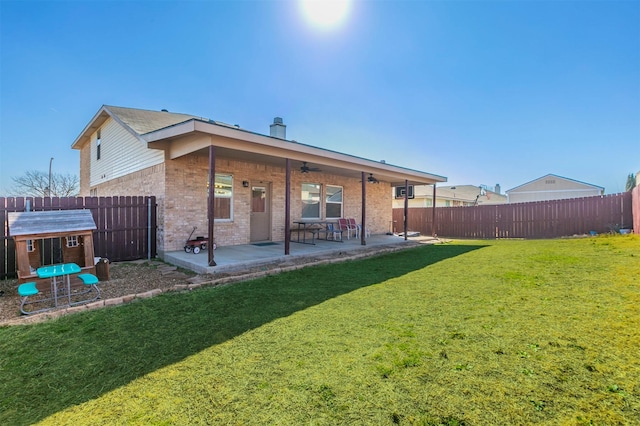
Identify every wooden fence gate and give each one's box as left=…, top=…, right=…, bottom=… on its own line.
left=393, top=192, right=633, bottom=239
left=1, top=196, right=157, bottom=280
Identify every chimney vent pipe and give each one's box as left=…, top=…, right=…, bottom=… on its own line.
left=270, top=117, right=286, bottom=139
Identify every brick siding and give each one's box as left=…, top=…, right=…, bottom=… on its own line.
left=81, top=152, right=392, bottom=254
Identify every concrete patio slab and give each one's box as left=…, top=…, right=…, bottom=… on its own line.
left=164, top=234, right=439, bottom=275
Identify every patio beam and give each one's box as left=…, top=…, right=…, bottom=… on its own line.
left=404, top=179, right=409, bottom=241
left=361, top=171, right=366, bottom=246
left=208, top=145, right=217, bottom=266
left=432, top=183, right=437, bottom=237
left=285, top=158, right=291, bottom=255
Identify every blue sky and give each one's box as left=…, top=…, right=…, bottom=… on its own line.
left=1, top=0, right=638, bottom=196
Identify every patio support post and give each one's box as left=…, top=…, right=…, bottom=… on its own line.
left=285, top=158, right=291, bottom=255
left=361, top=171, right=366, bottom=245
left=404, top=179, right=409, bottom=241
left=432, top=183, right=437, bottom=237
left=207, top=145, right=217, bottom=266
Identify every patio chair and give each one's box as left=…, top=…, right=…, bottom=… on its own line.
left=356, top=223, right=371, bottom=239
left=338, top=218, right=356, bottom=239
left=325, top=222, right=343, bottom=241
left=348, top=218, right=365, bottom=238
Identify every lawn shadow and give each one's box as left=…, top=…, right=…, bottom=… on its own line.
left=0, top=244, right=486, bottom=425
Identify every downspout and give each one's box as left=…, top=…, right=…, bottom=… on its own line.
left=208, top=145, right=217, bottom=266
left=403, top=180, right=408, bottom=241
left=361, top=171, right=366, bottom=245
left=285, top=158, right=291, bottom=255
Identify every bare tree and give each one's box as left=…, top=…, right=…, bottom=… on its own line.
left=625, top=173, right=636, bottom=192
left=11, top=170, right=79, bottom=197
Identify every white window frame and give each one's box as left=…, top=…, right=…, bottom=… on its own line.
left=211, top=174, right=233, bottom=222
left=325, top=185, right=343, bottom=219
left=66, top=236, right=79, bottom=248
left=96, top=129, right=102, bottom=160
left=301, top=183, right=322, bottom=219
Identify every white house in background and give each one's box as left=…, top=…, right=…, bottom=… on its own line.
left=506, top=174, right=604, bottom=203
left=392, top=184, right=507, bottom=208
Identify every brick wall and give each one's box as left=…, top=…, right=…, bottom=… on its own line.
left=79, top=145, right=91, bottom=196
left=162, top=154, right=392, bottom=252
left=82, top=162, right=167, bottom=252
left=81, top=152, right=392, bottom=254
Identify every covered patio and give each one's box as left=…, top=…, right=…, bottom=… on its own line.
left=165, top=233, right=437, bottom=275
left=141, top=116, right=446, bottom=265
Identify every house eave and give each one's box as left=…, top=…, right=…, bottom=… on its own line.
left=71, top=105, right=148, bottom=150
left=143, top=118, right=447, bottom=186
left=71, top=106, right=110, bottom=150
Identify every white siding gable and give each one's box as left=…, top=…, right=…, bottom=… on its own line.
left=89, top=117, right=164, bottom=187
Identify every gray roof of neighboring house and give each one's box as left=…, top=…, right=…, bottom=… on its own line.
left=411, top=185, right=506, bottom=204
left=437, top=185, right=507, bottom=204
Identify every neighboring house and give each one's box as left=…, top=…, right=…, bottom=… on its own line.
left=506, top=174, right=604, bottom=203
left=392, top=184, right=506, bottom=208
left=71, top=106, right=446, bottom=259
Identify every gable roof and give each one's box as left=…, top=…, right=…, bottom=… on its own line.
left=72, top=105, right=447, bottom=187
left=106, top=106, right=199, bottom=135
left=506, top=174, right=604, bottom=193
left=71, top=105, right=201, bottom=149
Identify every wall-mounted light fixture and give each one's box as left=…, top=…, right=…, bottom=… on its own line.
left=242, top=180, right=249, bottom=187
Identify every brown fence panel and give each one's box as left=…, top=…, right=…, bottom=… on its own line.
left=1, top=196, right=156, bottom=280
left=394, top=193, right=633, bottom=240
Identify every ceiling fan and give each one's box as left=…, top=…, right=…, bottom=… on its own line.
left=300, top=162, right=321, bottom=173
left=367, top=173, right=379, bottom=184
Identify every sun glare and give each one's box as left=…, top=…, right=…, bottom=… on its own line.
left=300, top=0, right=351, bottom=29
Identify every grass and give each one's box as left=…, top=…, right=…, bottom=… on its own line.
left=1, top=236, right=639, bottom=425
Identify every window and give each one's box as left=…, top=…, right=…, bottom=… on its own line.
left=210, top=174, right=233, bottom=220
left=66, top=236, right=79, bottom=248
left=96, top=129, right=101, bottom=160
left=252, top=186, right=266, bottom=213
left=27, top=240, right=35, bottom=252
left=302, top=183, right=321, bottom=219
left=325, top=185, right=343, bottom=219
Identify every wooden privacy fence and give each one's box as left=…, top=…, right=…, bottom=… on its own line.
left=393, top=192, right=634, bottom=239
left=1, top=196, right=157, bottom=280
left=633, top=186, right=640, bottom=235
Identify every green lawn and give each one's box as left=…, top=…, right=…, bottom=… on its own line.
left=1, top=236, right=638, bottom=425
